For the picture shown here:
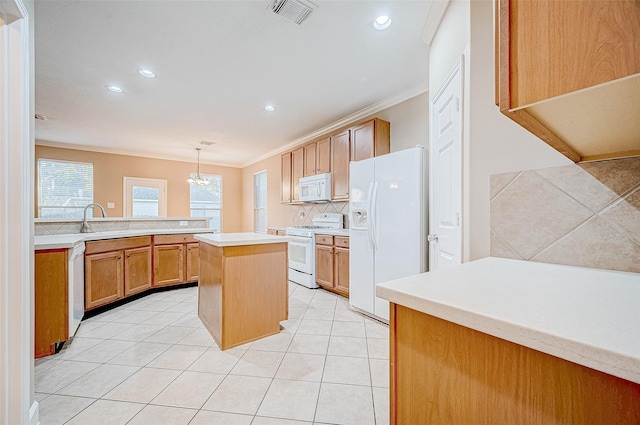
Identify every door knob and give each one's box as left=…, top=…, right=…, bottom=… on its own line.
left=427, top=234, right=439, bottom=242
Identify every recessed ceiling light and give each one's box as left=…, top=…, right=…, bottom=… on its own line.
left=264, top=104, right=277, bottom=112
left=106, top=85, right=123, bottom=93
left=138, top=68, right=156, bottom=78
left=373, top=15, right=392, bottom=30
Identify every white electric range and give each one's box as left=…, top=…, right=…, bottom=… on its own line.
left=285, top=213, right=343, bottom=288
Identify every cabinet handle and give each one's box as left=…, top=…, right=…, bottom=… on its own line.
left=118, top=256, right=122, bottom=260
left=180, top=248, right=183, bottom=252
left=127, top=254, right=131, bottom=258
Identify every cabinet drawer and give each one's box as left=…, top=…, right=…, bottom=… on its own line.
left=335, top=236, right=349, bottom=248
left=315, top=235, right=334, bottom=246
left=85, top=236, right=151, bottom=255
left=154, top=234, right=197, bottom=245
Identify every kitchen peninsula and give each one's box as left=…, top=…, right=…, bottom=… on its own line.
left=195, top=232, right=290, bottom=350
left=377, top=257, right=640, bottom=424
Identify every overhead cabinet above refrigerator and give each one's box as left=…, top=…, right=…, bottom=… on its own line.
left=349, top=146, right=428, bottom=322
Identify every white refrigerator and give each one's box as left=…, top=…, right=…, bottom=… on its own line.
left=349, top=146, right=427, bottom=321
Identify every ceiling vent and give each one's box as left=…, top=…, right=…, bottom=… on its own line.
left=269, top=0, right=318, bottom=25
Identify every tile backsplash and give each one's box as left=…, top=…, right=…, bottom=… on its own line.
left=286, top=202, right=350, bottom=228
left=490, top=157, right=640, bottom=273
left=34, top=218, right=210, bottom=236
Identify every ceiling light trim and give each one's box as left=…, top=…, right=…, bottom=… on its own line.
left=242, top=81, right=429, bottom=168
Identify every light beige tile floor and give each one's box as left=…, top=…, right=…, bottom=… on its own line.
left=36, top=283, right=390, bottom=425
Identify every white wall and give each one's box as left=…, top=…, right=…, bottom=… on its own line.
left=428, top=0, right=572, bottom=263
left=374, top=91, right=430, bottom=152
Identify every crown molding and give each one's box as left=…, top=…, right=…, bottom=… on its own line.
left=420, top=0, right=451, bottom=46
left=241, top=82, right=429, bottom=168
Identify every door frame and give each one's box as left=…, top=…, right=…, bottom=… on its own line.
left=0, top=0, right=38, bottom=423
left=123, top=176, right=168, bottom=217
left=429, top=56, right=464, bottom=271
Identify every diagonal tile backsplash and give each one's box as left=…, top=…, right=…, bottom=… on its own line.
left=490, top=157, right=640, bottom=273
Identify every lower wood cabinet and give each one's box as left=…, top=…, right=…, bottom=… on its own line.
left=85, top=236, right=151, bottom=310
left=153, top=234, right=199, bottom=287
left=35, top=249, right=68, bottom=358
left=315, top=235, right=349, bottom=296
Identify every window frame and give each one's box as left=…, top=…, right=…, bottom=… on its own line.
left=37, top=158, right=94, bottom=219
left=254, top=170, right=268, bottom=233
left=189, top=173, right=222, bottom=231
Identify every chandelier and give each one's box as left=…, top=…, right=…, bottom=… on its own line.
left=187, top=148, right=210, bottom=186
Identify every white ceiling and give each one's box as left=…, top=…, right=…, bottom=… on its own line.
left=34, top=0, right=432, bottom=167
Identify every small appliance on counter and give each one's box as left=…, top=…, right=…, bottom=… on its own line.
left=285, top=213, right=343, bottom=288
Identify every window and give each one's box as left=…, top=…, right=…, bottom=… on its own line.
left=190, top=174, right=222, bottom=231
left=254, top=171, right=267, bottom=233
left=37, top=158, right=93, bottom=218
left=123, top=177, right=167, bottom=217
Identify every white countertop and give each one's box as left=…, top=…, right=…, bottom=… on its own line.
left=315, top=229, right=349, bottom=237
left=195, top=232, right=291, bottom=247
left=376, top=257, right=640, bottom=384
left=35, top=228, right=216, bottom=250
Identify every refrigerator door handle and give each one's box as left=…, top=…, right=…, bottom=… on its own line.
left=371, top=181, right=379, bottom=249
left=367, top=182, right=375, bottom=249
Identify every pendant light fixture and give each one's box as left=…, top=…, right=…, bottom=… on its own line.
left=187, top=148, right=210, bottom=186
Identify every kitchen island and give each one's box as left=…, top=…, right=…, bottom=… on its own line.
left=377, top=257, right=640, bottom=425
left=195, top=233, right=290, bottom=350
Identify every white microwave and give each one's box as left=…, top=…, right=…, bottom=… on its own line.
left=299, top=173, right=332, bottom=202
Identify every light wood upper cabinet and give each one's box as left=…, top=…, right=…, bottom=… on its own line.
left=497, top=0, right=640, bottom=162
left=303, top=142, right=317, bottom=177
left=292, top=147, right=304, bottom=202
left=303, top=138, right=331, bottom=176
left=316, top=137, right=331, bottom=174
left=281, top=152, right=292, bottom=203
left=331, top=130, right=351, bottom=200
left=351, top=118, right=390, bottom=162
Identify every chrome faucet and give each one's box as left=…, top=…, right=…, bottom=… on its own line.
left=80, top=203, right=107, bottom=233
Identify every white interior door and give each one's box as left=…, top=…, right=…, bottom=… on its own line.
left=123, top=177, right=167, bottom=217
left=429, top=58, right=463, bottom=271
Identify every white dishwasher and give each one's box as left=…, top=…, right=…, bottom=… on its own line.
left=68, top=242, right=85, bottom=336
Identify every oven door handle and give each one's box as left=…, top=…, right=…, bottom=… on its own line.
left=288, top=236, right=313, bottom=244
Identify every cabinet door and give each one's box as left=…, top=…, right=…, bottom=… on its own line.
left=334, top=247, right=350, bottom=296
left=186, top=243, right=200, bottom=282
left=331, top=130, right=351, bottom=200
left=281, top=152, right=292, bottom=203
left=35, top=249, right=68, bottom=358
left=291, top=147, right=304, bottom=202
left=351, top=118, right=390, bottom=162
left=124, top=246, right=152, bottom=297
left=316, top=137, right=331, bottom=174
left=85, top=251, right=123, bottom=310
left=303, top=142, right=317, bottom=176
left=154, top=244, right=184, bottom=287
left=315, top=245, right=334, bottom=289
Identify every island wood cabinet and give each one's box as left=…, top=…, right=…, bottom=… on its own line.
left=304, top=137, right=331, bottom=177
left=35, top=249, right=68, bottom=358
left=315, top=235, right=349, bottom=296
left=390, top=303, right=640, bottom=424
left=85, top=236, right=152, bottom=310
left=153, top=234, right=199, bottom=287
left=496, top=0, right=640, bottom=162
left=280, top=118, right=390, bottom=204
